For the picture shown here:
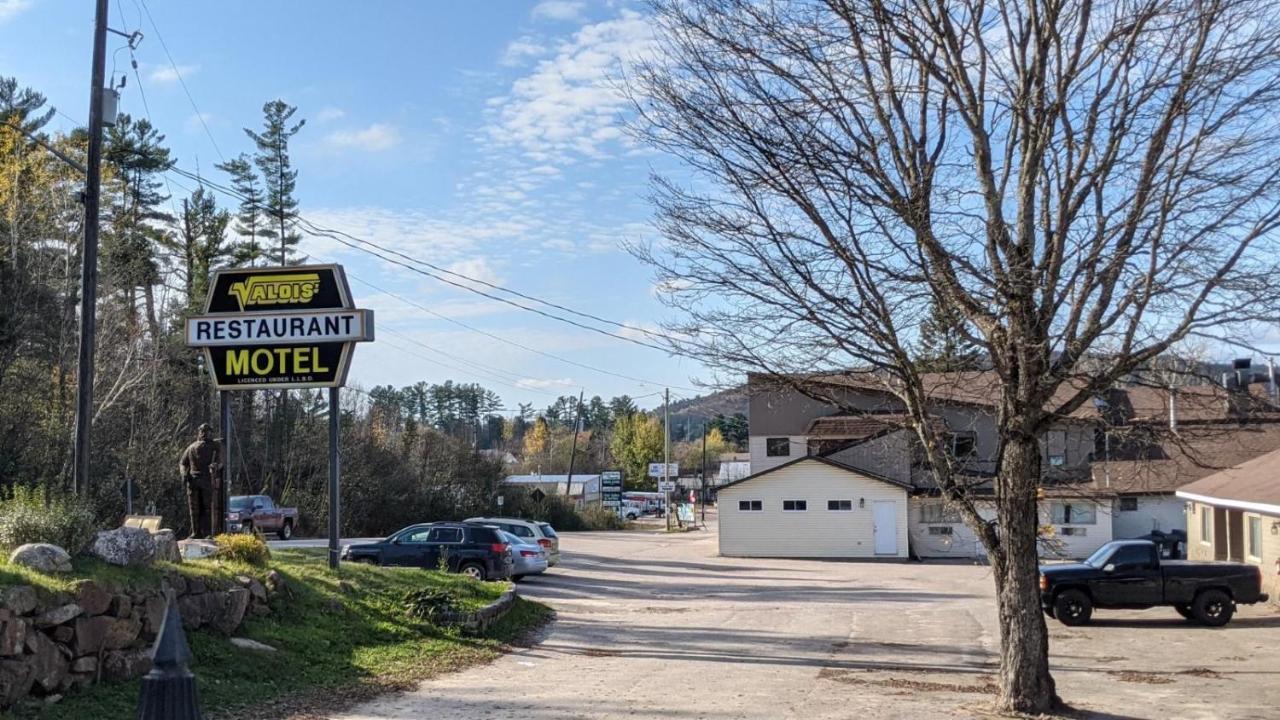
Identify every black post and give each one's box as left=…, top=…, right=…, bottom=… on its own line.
left=72, top=0, right=109, bottom=495
left=565, top=389, right=584, bottom=501
left=136, top=596, right=203, bottom=720
left=328, top=386, right=341, bottom=569
left=701, top=423, right=707, bottom=524
left=219, top=392, right=231, bottom=535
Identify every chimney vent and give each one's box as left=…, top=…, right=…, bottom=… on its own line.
left=1169, top=388, right=1178, bottom=432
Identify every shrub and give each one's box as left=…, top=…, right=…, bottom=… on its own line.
left=0, top=486, right=99, bottom=554
left=213, top=532, right=272, bottom=566
left=403, top=587, right=464, bottom=624
left=579, top=505, right=626, bottom=531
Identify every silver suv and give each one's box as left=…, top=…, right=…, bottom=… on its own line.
left=465, top=517, right=560, bottom=567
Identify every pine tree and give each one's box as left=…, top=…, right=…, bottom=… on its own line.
left=167, top=185, right=230, bottom=310
left=244, top=100, right=304, bottom=266
left=917, top=299, right=982, bottom=372
left=213, top=153, right=265, bottom=266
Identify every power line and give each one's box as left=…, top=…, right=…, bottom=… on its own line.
left=135, top=0, right=225, bottom=163
left=163, top=165, right=701, bottom=392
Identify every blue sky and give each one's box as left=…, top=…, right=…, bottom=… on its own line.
left=0, top=0, right=712, bottom=410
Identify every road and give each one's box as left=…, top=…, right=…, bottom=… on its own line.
left=327, top=517, right=1280, bottom=719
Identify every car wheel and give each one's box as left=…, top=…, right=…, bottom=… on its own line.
left=459, top=563, right=486, bottom=581
left=1174, top=604, right=1194, bottom=620
left=1054, top=589, right=1093, bottom=626
left=277, top=521, right=293, bottom=541
left=1191, top=589, right=1234, bottom=627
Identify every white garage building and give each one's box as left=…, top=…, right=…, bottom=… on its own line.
left=715, top=456, right=910, bottom=558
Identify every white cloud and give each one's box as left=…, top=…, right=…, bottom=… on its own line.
left=184, top=112, right=214, bottom=132
left=516, top=377, right=576, bottom=390
left=485, top=10, right=656, bottom=164
left=531, top=0, right=584, bottom=21
left=324, top=123, right=402, bottom=152
left=149, top=64, right=199, bottom=85
left=502, top=36, right=547, bottom=66
left=0, top=0, right=31, bottom=23
left=316, top=107, right=345, bottom=122
left=446, top=257, right=505, bottom=286
left=302, top=207, right=534, bottom=271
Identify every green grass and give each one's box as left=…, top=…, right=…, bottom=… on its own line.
left=1, top=549, right=551, bottom=720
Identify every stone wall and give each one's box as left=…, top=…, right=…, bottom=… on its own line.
left=0, top=570, right=273, bottom=708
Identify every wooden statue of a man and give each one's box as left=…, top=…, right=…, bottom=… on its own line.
left=178, top=423, right=222, bottom=538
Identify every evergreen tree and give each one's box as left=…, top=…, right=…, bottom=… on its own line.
left=917, top=299, right=982, bottom=372
left=168, top=185, right=230, bottom=311
left=244, top=100, right=304, bottom=266
left=213, top=153, right=266, bottom=266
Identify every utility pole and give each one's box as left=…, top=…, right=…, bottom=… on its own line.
left=701, top=422, right=708, bottom=524
left=664, top=388, right=672, bottom=532
left=565, top=389, right=585, bottom=502
left=72, top=0, right=110, bottom=495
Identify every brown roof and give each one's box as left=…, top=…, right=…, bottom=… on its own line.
left=1177, top=444, right=1280, bottom=510
left=753, top=370, right=1280, bottom=424
left=1089, top=423, right=1280, bottom=495
left=805, top=414, right=913, bottom=439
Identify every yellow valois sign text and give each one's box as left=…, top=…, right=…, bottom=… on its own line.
left=228, top=273, right=322, bottom=311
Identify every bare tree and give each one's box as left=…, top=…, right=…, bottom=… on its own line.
left=626, top=0, right=1280, bottom=711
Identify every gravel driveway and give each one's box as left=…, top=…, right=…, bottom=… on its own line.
left=329, top=514, right=1280, bottom=719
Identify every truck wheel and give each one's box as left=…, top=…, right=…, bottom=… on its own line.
left=1054, top=589, right=1093, bottom=626
left=1174, top=604, right=1194, bottom=620
left=277, top=520, right=293, bottom=541
left=1191, top=589, right=1234, bottom=627
left=459, top=563, right=486, bottom=581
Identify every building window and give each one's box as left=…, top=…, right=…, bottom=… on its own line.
left=1119, top=497, right=1139, bottom=512
left=948, top=432, right=977, bottom=458
left=1249, top=516, right=1262, bottom=559
left=1046, top=429, right=1067, bottom=467
left=1050, top=502, right=1096, bottom=525
left=1200, top=506, right=1212, bottom=544
left=827, top=500, right=853, bottom=511
left=928, top=526, right=953, bottom=535
left=765, top=438, right=791, bottom=457
left=920, top=503, right=961, bottom=524
left=782, top=500, right=807, bottom=511
left=738, top=500, right=763, bottom=511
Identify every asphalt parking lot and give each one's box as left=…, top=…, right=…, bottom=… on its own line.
left=328, top=515, right=1280, bottom=719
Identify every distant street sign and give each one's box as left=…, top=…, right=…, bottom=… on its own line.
left=648, top=462, right=679, bottom=478
left=658, top=479, right=677, bottom=493
left=186, top=264, right=374, bottom=390
left=601, top=470, right=622, bottom=508
left=496, top=495, right=504, bottom=507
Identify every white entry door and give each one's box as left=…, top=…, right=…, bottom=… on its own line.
left=873, top=501, right=898, bottom=555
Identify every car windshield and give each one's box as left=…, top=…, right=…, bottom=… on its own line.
left=538, top=523, right=557, bottom=538
left=228, top=497, right=250, bottom=512
left=1083, top=545, right=1114, bottom=568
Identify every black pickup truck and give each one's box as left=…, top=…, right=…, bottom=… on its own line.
left=1040, top=540, right=1269, bottom=627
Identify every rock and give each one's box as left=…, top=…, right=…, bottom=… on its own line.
left=177, top=592, right=223, bottom=630
left=51, top=626, right=73, bottom=644
left=0, top=586, right=38, bottom=616
left=73, top=580, right=112, bottom=617
left=64, top=671, right=93, bottom=691
left=246, top=578, right=268, bottom=604
left=150, top=529, right=180, bottom=563
left=100, top=649, right=150, bottom=682
left=88, top=527, right=156, bottom=567
left=70, top=657, right=96, bottom=673
left=109, top=594, right=132, bottom=619
left=265, top=569, right=288, bottom=596
left=248, top=604, right=269, bottom=617
left=230, top=637, right=276, bottom=652
left=211, top=589, right=250, bottom=635
left=72, top=616, right=112, bottom=656
left=164, top=571, right=188, bottom=596
left=0, top=610, right=26, bottom=656
left=0, top=658, right=35, bottom=706
left=187, top=578, right=207, bottom=595
left=178, top=539, right=218, bottom=560
left=73, top=616, right=141, bottom=655
left=8, top=544, right=72, bottom=574
left=44, top=693, right=61, bottom=704
left=34, top=604, right=81, bottom=628
left=24, top=628, right=67, bottom=692
left=142, top=596, right=167, bottom=637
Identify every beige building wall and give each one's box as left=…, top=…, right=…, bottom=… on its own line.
left=1187, top=501, right=1280, bottom=602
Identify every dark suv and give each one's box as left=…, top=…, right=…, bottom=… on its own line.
left=341, top=522, right=513, bottom=580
